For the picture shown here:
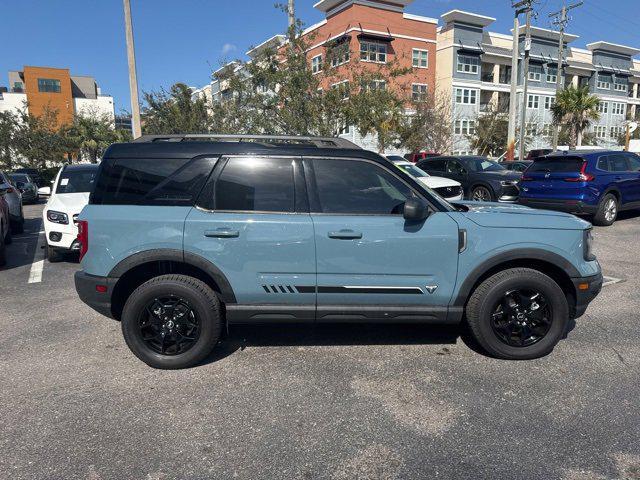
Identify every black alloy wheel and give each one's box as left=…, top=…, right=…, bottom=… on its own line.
left=490, top=289, right=552, bottom=347
left=138, top=295, right=200, bottom=355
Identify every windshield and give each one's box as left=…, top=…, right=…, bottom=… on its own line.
left=463, top=157, right=506, bottom=172
left=395, top=163, right=429, bottom=178
left=10, top=174, right=30, bottom=184
left=56, top=168, right=98, bottom=194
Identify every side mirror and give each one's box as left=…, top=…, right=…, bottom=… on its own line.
left=38, top=186, right=51, bottom=196
left=403, top=197, right=430, bottom=221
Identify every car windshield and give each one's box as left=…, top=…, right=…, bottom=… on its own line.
left=10, top=174, right=30, bottom=183
left=462, top=157, right=505, bottom=172
left=395, top=163, right=429, bottom=178
left=56, top=168, right=98, bottom=194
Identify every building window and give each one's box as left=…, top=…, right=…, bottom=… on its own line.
left=611, top=102, right=625, bottom=115
left=362, top=80, right=386, bottom=91
left=597, top=101, right=608, bottom=114
left=331, top=80, right=350, bottom=100
left=527, top=94, right=540, bottom=109
left=37, top=78, right=61, bottom=93
left=614, top=77, right=628, bottom=92
left=311, top=55, right=323, bottom=74
left=412, top=84, right=428, bottom=102
left=541, top=123, right=553, bottom=136
left=454, top=119, right=476, bottom=135
left=593, top=126, right=607, bottom=138
left=597, top=74, right=611, bottom=90
left=360, top=40, right=387, bottom=63
left=544, top=96, right=556, bottom=110
left=456, top=54, right=479, bottom=74
left=546, top=66, right=558, bottom=84
left=610, top=126, right=624, bottom=139
left=412, top=49, right=429, bottom=68
left=528, top=65, right=542, bottom=82
left=455, top=88, right=477, bottom=105
left=329, top=41, right=350, bottom=68
left=525, top=123, right=540, bottom=136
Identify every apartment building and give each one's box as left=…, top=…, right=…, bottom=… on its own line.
left=436, top=10, right=640, bottom=155
left=0, top=66, right=115, bottom=128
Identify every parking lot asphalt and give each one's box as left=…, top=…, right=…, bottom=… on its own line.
left=0, top=202, right=639, bottom=480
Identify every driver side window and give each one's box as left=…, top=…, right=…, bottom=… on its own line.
left=446, top=159, right=466, bottom=175
left=311, top=158, right=415, bottom=215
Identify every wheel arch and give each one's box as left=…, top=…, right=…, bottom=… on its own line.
left=109, top=249, right=236, bottom=320
left=453, top=249, right=579, bottom=313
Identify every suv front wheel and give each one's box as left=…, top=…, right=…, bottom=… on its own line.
left=465, top=268, right=569, bottom=359
left=121, top=274, right=222, bottom=369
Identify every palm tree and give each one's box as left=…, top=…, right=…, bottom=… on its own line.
left=550, top=86, right=600, bottom=149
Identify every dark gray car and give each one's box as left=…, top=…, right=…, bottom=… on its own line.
left=0, top=170, right=24, bottom=232
left=9, top=173, right=38, bottom=204
left=417, top=155, right=522, bottom=202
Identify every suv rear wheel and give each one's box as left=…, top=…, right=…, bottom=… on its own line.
left=121, top=274, right=222, bottom=369
left=593, top=193, right=617, bottom=226
left=465, top=268, right=569, bottom=359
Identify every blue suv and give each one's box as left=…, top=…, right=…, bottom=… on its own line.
left=74, top=135, right=602, bottom=369
left=518, top=151, right=640, bottom=226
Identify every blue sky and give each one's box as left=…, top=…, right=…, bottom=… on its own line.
left=3, top=0, right=638, bottom=114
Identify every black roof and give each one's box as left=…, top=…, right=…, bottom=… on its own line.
left=103, top=141, right=386, bottom=163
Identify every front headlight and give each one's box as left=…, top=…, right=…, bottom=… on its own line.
left=583, top=229, right=596, bottom=261
left=47, top=210, right=69, bottom=225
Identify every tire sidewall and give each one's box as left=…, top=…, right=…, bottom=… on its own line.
left=472, top=185, right=494, bottom=202
left=474, top=273, right=569, bottom=359
left=595, top=194, right=617, bottom=226
left=121, top=279, right=220, bottom=369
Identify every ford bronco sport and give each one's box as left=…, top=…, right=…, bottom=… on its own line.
left=75, top=134, right=602, bottom=369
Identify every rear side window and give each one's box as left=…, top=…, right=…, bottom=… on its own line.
left=92, top=157, right=216, bottom=205
left=608, top=154, right=629, bottom=172
left=214, top=157, right=295, bottom=213
left=420, top=159, right=446, bottom=172
left=528, top=157, right=584, bottom=173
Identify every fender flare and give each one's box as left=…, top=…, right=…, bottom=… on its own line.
left=109, top=248, right=237, bottom=303
left=452, top=248, right=580, bottom=308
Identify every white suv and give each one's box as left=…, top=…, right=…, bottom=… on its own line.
left=43, top=164, right=98, bottom=261
left=390, top=159, right=463, bottom=202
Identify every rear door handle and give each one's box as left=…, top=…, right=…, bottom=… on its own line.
left=205, top=228, right=239, bottom=238
left=328, top=229, right=362, bottom=239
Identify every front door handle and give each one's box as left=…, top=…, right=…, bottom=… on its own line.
left=205, top=228, right=239, bottom=238
left=328, top=229, right=362, bottom=240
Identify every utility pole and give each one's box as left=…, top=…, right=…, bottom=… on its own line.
left=123, top=0, right=141, bottom=139
left=549, top=1, right=582, bottom=151
left=288, top=0, right=295, bottom=30
left=517, top=4, right=534, bottom=161
left=506, top=1, right=531, bottom=161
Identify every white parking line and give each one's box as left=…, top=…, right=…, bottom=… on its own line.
left=28, top=225, right=46, bottom=284
left=602, top=275, right=622, bottom=287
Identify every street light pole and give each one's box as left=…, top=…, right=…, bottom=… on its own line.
left=506, top=9, right=520, bottom=161
left=517, top=6, right=533, bottom=161
left=123, top=0, right=142, bottom=139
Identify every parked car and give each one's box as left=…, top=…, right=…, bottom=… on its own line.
left=43, top=164, right=98, bottom=261
left=9, top=173, right=38, bottom=204
left=390, top=159, right=464, bottom=201
left=416, top=156, right=521, bottom=202
left=13, top=167, right=43, bottom=187
left=0, top=170, right=24, bottom=233
left=405, top=151, right=442, bottom=163
left=518, top=151, right=640, bottom=226
left=526, top=149, right=553, bottom=160
left=502, top=160, right=533, bottom=173
left=0, top=192, right=11, bottom=266
left=74, top=134, right=602, bottom=369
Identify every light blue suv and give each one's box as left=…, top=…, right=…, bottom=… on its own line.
left=74, top=135, right=602, bottom=369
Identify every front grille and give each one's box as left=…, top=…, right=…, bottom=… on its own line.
left=501, top=185, right=519, bottom=197
left=434, top=185, right=462, bottom=198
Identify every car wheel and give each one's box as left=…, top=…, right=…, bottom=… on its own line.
left=470, top=185, right=494, bottom=202
left=465, top=268, right=569, bottom=360
left=12, top=215, right=24, bottom=234
left=593, top=193, right=617, bottom=226
left=121, top=274, right=222, bottom=369
left=0, top=228, right=6, bottom=266
left=46, top=244, right=62, bottom=262
left=4, top=223, right=11, bottom=245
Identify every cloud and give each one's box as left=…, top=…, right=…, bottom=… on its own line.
left=221, top=43, right=237, bottom=56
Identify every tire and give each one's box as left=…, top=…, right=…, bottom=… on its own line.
left=12, top=216, right=24, bottom=234
left=465, top=268, right=569, bottom=360
left=4, top=223, right=12, bottom=245
left=470, top=185, right=494, bottom=202
left=0, top=228, right=6, bottom=267
left=46, top=244, right=62, bottom=262
left=121, top=274, right=222, bottom=369
left=593, top=193, right=617, bottom=226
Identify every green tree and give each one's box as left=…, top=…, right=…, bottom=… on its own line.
left=399, top=93, right=455, bottom=155
left=142, top=83, right=213, bottom=134
left=551, top=86, right=600, bottom=149
left=0, top=111, right=19, bottom=169
left=467, top=107, right=508, bottom=157
left=13, top=106, right=67, bottom=169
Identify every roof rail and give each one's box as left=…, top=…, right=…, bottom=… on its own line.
left=132, top=134, right=361, bottom=149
